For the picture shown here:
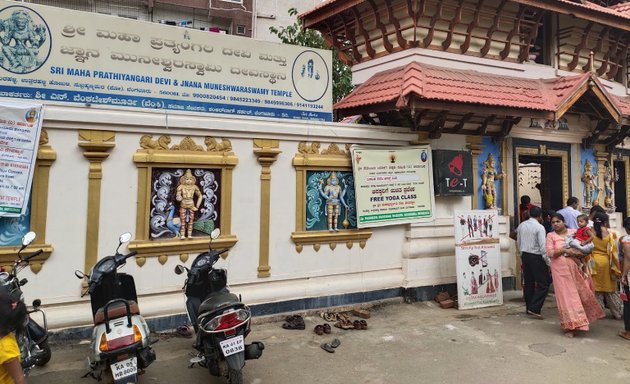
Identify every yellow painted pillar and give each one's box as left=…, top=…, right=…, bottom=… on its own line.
left=253, top=139, right=281, bottom=278
left=78, top=130, right=115, bottom=273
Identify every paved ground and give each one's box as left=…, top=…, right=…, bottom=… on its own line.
left=28, top=291, right=630, bottom=384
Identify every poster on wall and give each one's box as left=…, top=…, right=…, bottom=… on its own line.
left=350, top=145, right=435, bottom=228
left=0, top=0, right=332, bottom=121
left=454, top=209, right=503, bottom=310
left=432, top=150, right=473, bottom=196
left=0, top=100, right=43, bottom=217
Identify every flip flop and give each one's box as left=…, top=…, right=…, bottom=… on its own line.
left=330, top=338, right=341, bottom=348
left=320, top=343, right=335, bottom=353
left=282, top=321, right=305, bottom=330
left=527, top=310, right=544, bottom=320
left=618, top=330, right=630, bottom=340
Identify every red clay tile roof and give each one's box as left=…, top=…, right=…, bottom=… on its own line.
left=334, top=62, right=625, bottom=118
left=300, top=0, right=630, bottom=21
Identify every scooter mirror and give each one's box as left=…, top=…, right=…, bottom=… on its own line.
left=21, top=231, right=36, bottom=247
left=174, top=265, right=185, bottom=275
left=210, top=228, right=221, bottom=240
left=119, top=232, right=132, bottom=244
left=32, top=299, right=41, bottom=308
left=74, top=270, right=86, bottom=279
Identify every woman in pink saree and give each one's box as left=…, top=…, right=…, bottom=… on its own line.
left=546, top=212, right=605, bottom=337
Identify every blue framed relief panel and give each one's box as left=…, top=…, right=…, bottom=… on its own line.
left=0, top=202, right=31, bottom=246
left=149, top=168, right=221, bottom=240
left=305, top=170, right=356, bottom=231
left=580, top=147, right=598, bottom=209
left=477, top=137, right=503, bottom=210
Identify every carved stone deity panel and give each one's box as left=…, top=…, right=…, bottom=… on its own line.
left=149, top=167, right=222, bottom=240
left=305, top=170, right=356, bottom=231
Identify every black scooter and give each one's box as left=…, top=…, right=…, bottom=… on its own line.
left=0, top=231, right=50, bottom=374
left=174, top=229, right=264, bottom=384
left=75, top=232, right=156, bottom=383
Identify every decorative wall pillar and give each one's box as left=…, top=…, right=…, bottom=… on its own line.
left=78, top=130, right=115, bottom=273
left=466, top=136, right=484, bottom=209
left=253, top=139, right=281, bottom=278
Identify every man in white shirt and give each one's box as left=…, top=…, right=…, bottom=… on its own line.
left=555, top=197, right=581, bottom=229
left=516, top=206, right=550, bottom=319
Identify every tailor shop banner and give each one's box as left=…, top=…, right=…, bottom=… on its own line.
left=0, top=100, right=43, bottom=217
left=432, top=150, right=473, bottom=196
left=0, top=1, right=332, bottom=121
left=454, top=209, right=503, bottom=310
left=350, top=145, right=435, bottom=228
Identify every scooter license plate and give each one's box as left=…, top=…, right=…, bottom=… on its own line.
left=219, top=335, right=244, bottom=357
left=110, top=356, right=137, bottom=382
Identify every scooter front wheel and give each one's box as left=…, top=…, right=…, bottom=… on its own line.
left=34, top=340, right=52, bottom=366
left=227, top=368, right=243, bottom=384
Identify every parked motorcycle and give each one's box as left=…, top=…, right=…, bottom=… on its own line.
left=0, top=231, right=51, bottom=374
left=174, top=228, right=264, bottom=384
left=75, top=232, right=156, bottom=383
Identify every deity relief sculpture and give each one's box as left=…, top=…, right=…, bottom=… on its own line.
left=318, top=171, right=348, bottom=231
left=581, top=160, right=599, bottom=208
left=481, top=153, right=504, bottom=210
left=176, top=169, right=203, bottom=239
left=603, top=160, right=617, bottom=212
left=0, top=9, right=47, bottom=73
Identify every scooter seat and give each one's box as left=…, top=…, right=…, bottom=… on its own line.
left=94, top=300, right=140, bottom=325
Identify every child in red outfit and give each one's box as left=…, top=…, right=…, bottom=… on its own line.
left=565, top=214, right=595, bottom=275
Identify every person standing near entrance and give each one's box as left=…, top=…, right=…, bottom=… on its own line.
left=516, top=206, right=550, bottom=319
left=590, top=212, right=623, bottom=319
left=546, top=212, right=605, bottom=337
left=556, top=197, right=581, bottom=229
left=618, top=217, right=630, bottom=340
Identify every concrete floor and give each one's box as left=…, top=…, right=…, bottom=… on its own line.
left=27, top=291, right=630, bottom=384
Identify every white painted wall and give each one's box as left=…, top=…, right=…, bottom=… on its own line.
left=12, top=104, right=518, bottom=330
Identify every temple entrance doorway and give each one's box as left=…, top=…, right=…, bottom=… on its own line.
left=518, top=155, right=563, bottom=215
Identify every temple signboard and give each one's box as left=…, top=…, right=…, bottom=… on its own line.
left=0, top=1, right=332, bottom=121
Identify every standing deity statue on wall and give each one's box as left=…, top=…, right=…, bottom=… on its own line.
left=319, top=171, right=348, bottom=231
left=175, top=169, right=203, bottom=239
left=481, top=153, right=504, bottom=210
left=581, top=160, right=598, bottom=208
left=603, top=160, right=617, bottom=212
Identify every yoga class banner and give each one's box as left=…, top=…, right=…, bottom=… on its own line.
left=0, top=100, right=43, bottom=217
left=350, top=145, right=435, bottom=228
left=454, top=209, right=503, bottom=310
left=0, top=1, right=332, bottom=121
